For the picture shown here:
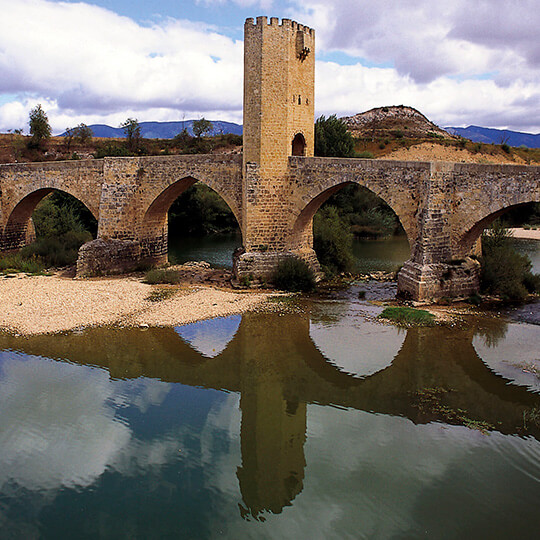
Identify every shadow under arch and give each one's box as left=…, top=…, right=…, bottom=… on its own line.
left=458, top=201, right=536, bottom=256
left=140, top=175, right=243, bottom=264
left=288, top=181, right=411, bottom=255
left=3, top=187, right=99, bottom=251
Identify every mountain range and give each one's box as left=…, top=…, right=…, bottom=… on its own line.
left=75, top=119, right=540, bottom=149
left=445, top=125, right=540, bottom=148
left=80, top=120, right=242, bottom=139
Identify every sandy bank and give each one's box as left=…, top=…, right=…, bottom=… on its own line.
left=509, top=228, right=540, bottom=240
left=0, top=274, right=274, bottom=335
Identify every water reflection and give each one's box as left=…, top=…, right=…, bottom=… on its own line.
left=175, top=315, right=241, bottom=358
left=0, top=310, right=539, bottom=533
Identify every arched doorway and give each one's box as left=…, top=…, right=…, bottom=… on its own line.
left=292, top=133, right=306, bottom=156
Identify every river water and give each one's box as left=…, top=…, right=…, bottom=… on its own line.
left=1, top=237, right=539, bottom=538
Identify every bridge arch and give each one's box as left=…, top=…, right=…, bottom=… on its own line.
left=2, top=188, right=98, bottom=252
left=457, top=199, right=540, bottom=257
left=140, top=175, right=242, bottom=263
left=288, top=180, right=412, bottom=253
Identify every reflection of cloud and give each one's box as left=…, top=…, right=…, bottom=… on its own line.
left=309, top=319, right=404, bottom=377
left=473, top=323, right=540, bottom=393
left=0, top=353, right=131, bottom=492
left=0, top=352, right=175, bottom=493
left=175, top=315, right=241, bottom=358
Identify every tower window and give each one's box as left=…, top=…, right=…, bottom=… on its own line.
left=298, top=95, right=301, bottom=105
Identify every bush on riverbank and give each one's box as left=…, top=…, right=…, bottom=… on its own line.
left=314, top=206, right=355, bottom=275
left=272, top=258, right=316, bottom=292
left=481, top=224, right=540, bottom=301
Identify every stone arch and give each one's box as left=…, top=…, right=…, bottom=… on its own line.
left=292, top=133, right=306, bottom=156
left=457, top=200, right=540, bottom=256
left=2, top=188, right=98, bottom=251
left=140, top=175, right=242, bottom=263
left=288, top=180, right=412, bottom=253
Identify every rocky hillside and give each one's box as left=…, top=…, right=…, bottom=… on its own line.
left=342, top=105, right=452, bottom=140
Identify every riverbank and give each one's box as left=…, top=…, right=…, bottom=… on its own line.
left=0, top=273, right=274, bottom=335
left=509, top=227, right=540, bottom=240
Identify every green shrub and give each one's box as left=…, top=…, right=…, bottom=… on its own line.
left=313, top=206, right=354, bottom=276
left=314, top=115, right=355, bottom=157
left=144, top=269, right=182, bottom=285
left=356, top=151, right=374, bottom=158
left=501, top=143, right=511, bottom=153
left=481, top=223, right=539, bottom=301
left=378, top=306, right=435, bottom=326
left=272, top=258, right=315, bottom=292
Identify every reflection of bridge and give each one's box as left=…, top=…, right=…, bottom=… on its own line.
left=1, top=17, right=539, bottom=300
left=1, top=312, right=538, bottom=518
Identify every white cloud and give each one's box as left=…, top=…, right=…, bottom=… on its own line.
left=1, top=0, right=540, bottom=132
left=0, top=0, right=243, bottom=132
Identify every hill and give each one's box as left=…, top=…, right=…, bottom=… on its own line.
left=76, top=120, right=242, bottom=139
left=341, top=105, right=452, bottom=140
left=445, top=125, right=540, bottom=148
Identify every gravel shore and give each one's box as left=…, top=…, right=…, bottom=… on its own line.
left=0, top=274, right=274, bottom=335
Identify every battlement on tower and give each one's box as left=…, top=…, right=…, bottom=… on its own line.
left=244, top=16, right=315, bottom=36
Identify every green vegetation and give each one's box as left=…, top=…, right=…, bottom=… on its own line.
left=272, top=258, right=316, bottom=292
left=120, top=118, right=142, bottom=152
left=144, top=268, right=183, bottom=285
left=169, top=183, right=238, bottom=235
left=0, top=191, right=96, bottom=272
left=192, top=118, right=213, bottom=138
left=315, top=115, right=355, bottom=157
left=313, top=206, right=354, bottom=275
left=480, top=223, right=540, bottom=301
left=378, top=306, right=435, bottom=326
left=28, top=104, right=51, bottom=148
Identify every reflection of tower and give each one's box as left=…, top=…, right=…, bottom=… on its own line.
left=235, top=313, right=309, bottom=519
left=237, top=384, right=306, bottom=519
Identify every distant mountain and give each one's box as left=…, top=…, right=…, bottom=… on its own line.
left=445, top=125, right=540, bottom=148
left=66, top=120, right=243, bottom=139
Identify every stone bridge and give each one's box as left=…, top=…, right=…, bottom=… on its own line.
left=1, top=16, right=539, bottom=300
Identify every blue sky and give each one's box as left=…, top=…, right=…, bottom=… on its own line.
left=1, top=0, right=539, bottom=134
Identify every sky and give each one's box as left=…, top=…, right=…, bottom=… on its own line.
left=1, top=0, right=539, bottom=135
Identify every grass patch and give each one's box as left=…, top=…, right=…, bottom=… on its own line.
left=143, top=268, right=182, bottom=285
left=0, top=253, right=45, bottom=274
left=378, top=306, right=435, bottom=326
left=145, top=288, right=177, bottom=302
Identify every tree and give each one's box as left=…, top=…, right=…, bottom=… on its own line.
left=29, top=104, right=52, bottom=147
left=74, top=123, right=93, bottom=143
left=192, top=117, right=213, bottom=138
left=314, top=115, right=355, bottom=157
left=120, top=118, right=141, bottom=151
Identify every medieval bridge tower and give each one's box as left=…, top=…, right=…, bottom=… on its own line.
left=235, top=16, right=317, bottom=276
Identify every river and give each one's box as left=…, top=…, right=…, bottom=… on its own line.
left=0, top=236, right=539, bottom=538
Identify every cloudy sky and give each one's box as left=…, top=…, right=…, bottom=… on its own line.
left=1, top=0, right=539, bottom=134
